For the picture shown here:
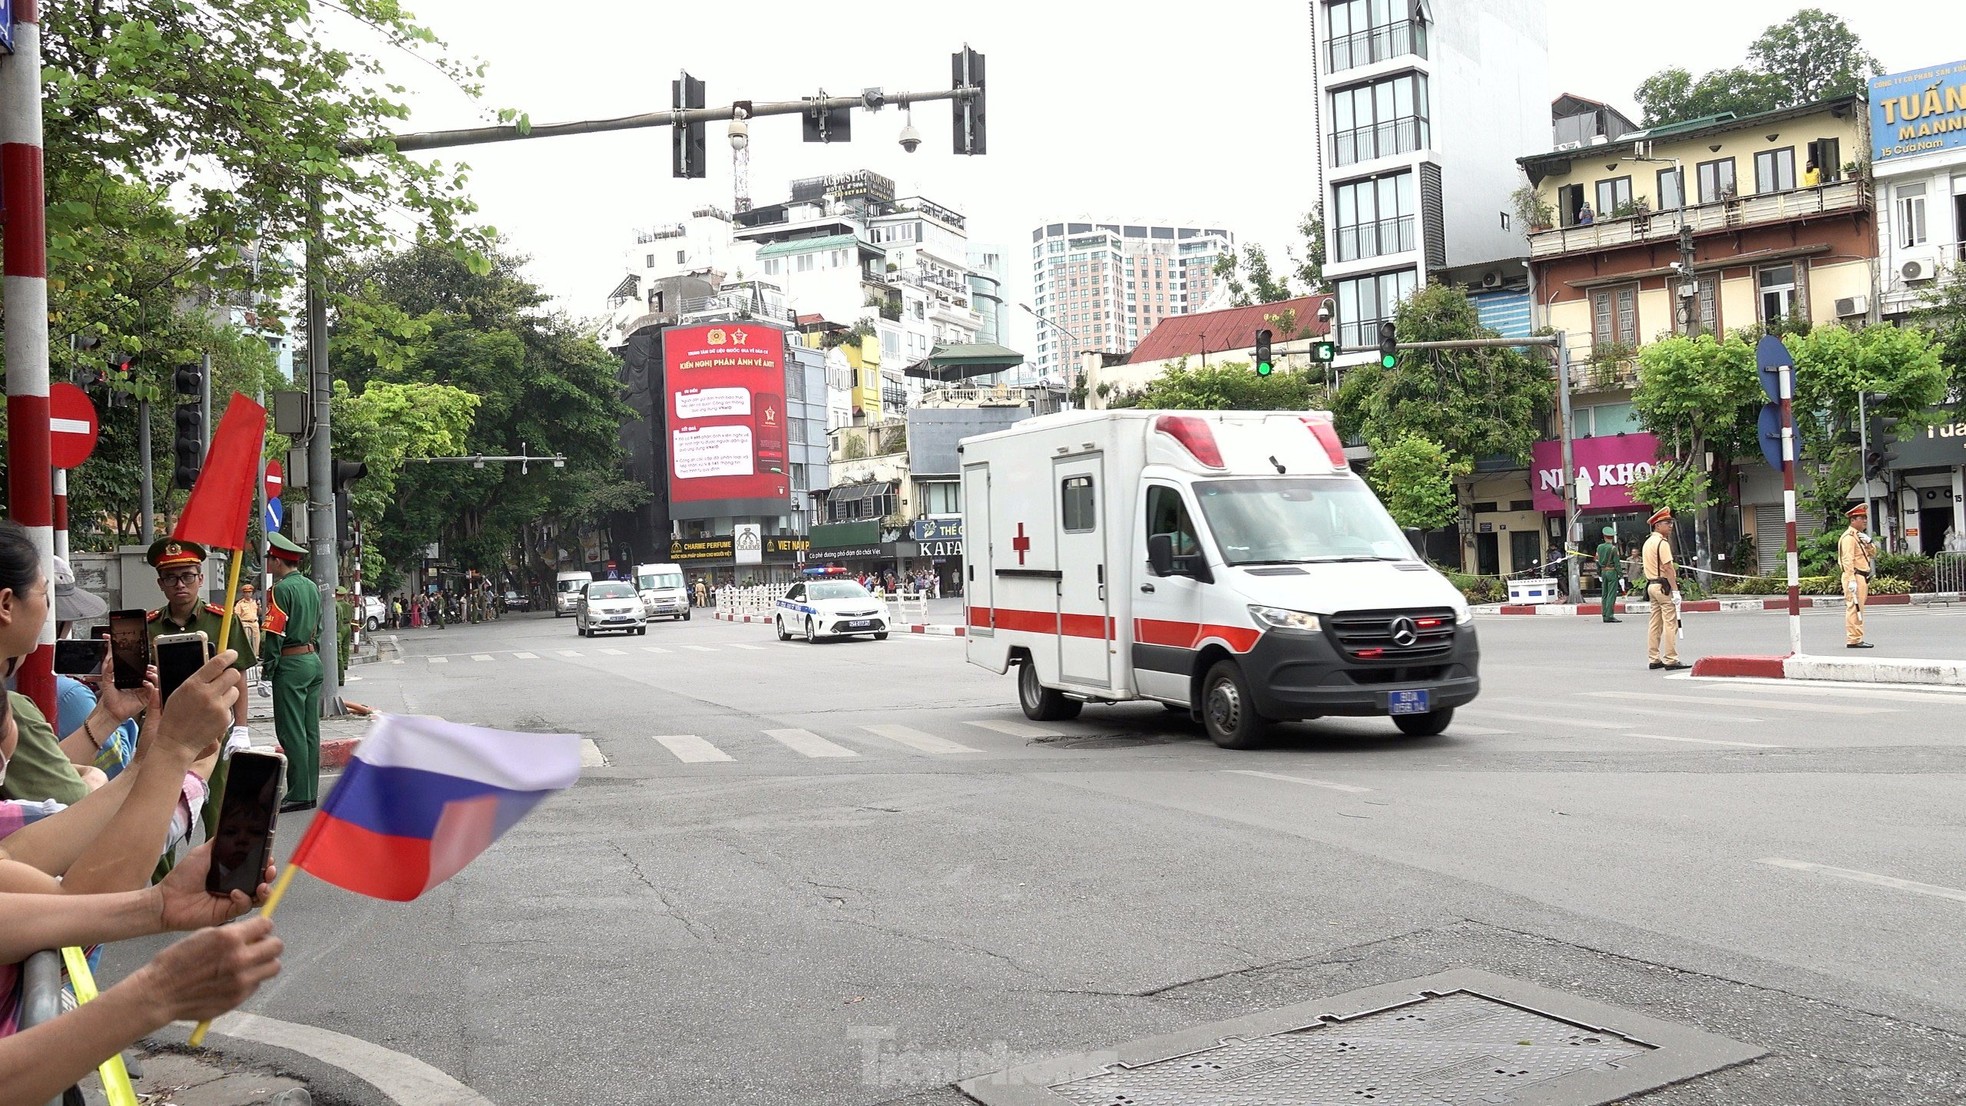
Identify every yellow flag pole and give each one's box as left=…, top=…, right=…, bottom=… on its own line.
left=61, top=946, right=141, bottom=1106
left=215, top=546, right=245, bottom=660
left=187, top=863, right=302, bottom=1048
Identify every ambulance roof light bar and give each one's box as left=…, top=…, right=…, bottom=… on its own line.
left=1153, top=414, right=1225, bottom=470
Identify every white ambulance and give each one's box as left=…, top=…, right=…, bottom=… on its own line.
left=960, top=409, right=1479, bottom=748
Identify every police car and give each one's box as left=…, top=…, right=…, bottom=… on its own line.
left=775, top=580, right=889, bottom=643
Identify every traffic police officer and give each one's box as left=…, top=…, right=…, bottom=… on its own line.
left=261, top=532, right=323, bottom=810
left=1839, top=503, right=1876, bottom=649
left=1641, top=507, right=1685, bottom=670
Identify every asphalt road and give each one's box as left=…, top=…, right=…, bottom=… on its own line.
left=111, top=603, right=1966, bottom=1105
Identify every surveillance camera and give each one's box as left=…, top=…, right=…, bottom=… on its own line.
left=728, top=115, right=749, bottom=151
left=898, top=121, right=922, bottom=154
left=1315, top=302, right=1333, bottom=323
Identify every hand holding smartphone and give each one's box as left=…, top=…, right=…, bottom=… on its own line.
left=207, top=750, right=284, bottom=897
left=53, top=638, right=109, bottom=675
left=108, top=609, right=150, bottom=690
left=153, top=631, right=212, bottom=704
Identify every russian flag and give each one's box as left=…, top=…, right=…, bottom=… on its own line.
left=287, top=715, right=581, bottom=901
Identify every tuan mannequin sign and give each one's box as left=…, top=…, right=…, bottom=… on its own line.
left=1531, top=433, right=1661, bottom=513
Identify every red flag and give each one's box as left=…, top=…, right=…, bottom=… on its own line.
left=172, top=393, right=267, bottom=551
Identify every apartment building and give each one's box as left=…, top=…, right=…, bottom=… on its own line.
left=1027, top=222, right=1234, bottom=383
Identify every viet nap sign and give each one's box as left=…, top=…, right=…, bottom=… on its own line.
left=664, top=323, right=790, bottom=514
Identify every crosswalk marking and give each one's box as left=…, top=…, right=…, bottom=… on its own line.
left=472, top=654, right=495, bottom=662
left=1464, top=710, right=1628, bottom=730
left=428, top=656, right=449, bottom=665
left=512, top=652, right=539, bottom=660
left=1620, top=732, right=1784, bottom=749
left=558, top=650, right=583, bottom=657
left=963, top=719, right=1061, bottom=739
left=1223, top=770, right=1372, bottom=794
left=1758, top=858, right=1966, bottom=904
left=764, top=728, right=860, bottom=758
left=1585, top=690, right=1882, bottom=715
left=599, top=648, right=626, bottom=656
left=642, top=646, right=671, bottom=655
left=684, top=645, right=719, bottom=653
left=731, top=643, right=767, bottom=651
left=1445, top=723, right=1511, bottom=736
left=390, top=659, right=404, bottom=665
left=861, top=724, right=980, bottom=755
left=654, top=734, right=733, bottom=763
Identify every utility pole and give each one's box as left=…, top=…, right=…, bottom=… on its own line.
left=137, top=398, right=156, bottom=540
left=305, top=192, right=345, bottom=716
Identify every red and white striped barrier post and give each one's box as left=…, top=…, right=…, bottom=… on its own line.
left=3, top=0, right=58, bottom=715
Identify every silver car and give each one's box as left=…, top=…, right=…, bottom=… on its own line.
left=575, top=580, right=647, bottom=637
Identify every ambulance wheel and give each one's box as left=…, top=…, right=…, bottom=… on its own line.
left=776, top=617, right=792, bottom=642
left=1202, top=660, right=1266, bottom=750
left=1393, top=708, right=1453, bottom=738
left=1018, top=661, right=1082, bottom=721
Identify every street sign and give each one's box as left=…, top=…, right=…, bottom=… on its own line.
left=1757, top=403, right=1784, bottom=471
left=48, top=383, right=100, bottom=469
left=266, top=459, right=284, bottom=499
left=1754, top=335, right=1792, bottom=403
left=1, top=0, right=13, bottom=54
left=265, top=497, right=284, bottom=533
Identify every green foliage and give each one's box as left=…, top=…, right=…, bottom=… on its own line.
left=1109, top=360, right=1327, bottom=411
left=330, top=379, right=480, bottom=526
left=1633, top=9, right=1879, bottom=126
left=1366, top=436, right=1469, bottom=531
left=1910, top=268, right=1966, bottom=398
left=1212, top=207, right=1328, bottom=307
left=1869, top=576, right=1913, bottom=596
left=1440, top=569, right=1505, bottom=605
left=1789, top=323, right=1946, bottom=446
left=1628, top=461, right=1717, bottom=519
left=1711, top=574, right=1844, bottom=596
left=1631, top=335, right=1762, bottom=462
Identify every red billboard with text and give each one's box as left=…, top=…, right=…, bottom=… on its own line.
left=664, top=323, right=790, bottom=520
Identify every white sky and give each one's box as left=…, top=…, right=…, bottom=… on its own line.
left=353, top=1, right=1963, bottom=352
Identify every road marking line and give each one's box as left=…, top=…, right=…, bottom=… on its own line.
left=731, top=643, right=767, bottom=651
left=1620, top=732, right=1784, bottom=749
left=557, top=650, right=583, bottom=657
left=390, top=659, right=404, bottom=665
left=1757, top=858, right=1966, bottom=904
left=684, top=645, right=719, bottom=653
left=1464, top=710, right=1629, bottom=730
left=579, top=738, right=606, bottom=768
left=1222, top=770, right=1372, bottom=794
left=764, top=728, right=860, bottom=758
left=1446, top=723, right=1512, bottom=736
left=511, top=652, right=539, bottom=660
left=599, top=648, right=627, bottom=656
left=642, top=646, right=671, bottom=654
left=427, top=656, right=448, bottom=665
left=963, top=719, right=1061, bottom=738
left=1584, top=690, right=1884, bottom=715
left=653, top=734, right=733, bottom=763
left=1486, top=695, right=1761, bottom=723
left=861, top=724, right=980, bottom=754
left=471, top=654, right=495, bottom=662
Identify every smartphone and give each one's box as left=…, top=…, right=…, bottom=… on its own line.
left=54, top=638, right=110, bottom=675
left=108, top=609, right=150, bottom=690
left=153, top=631, right=211, bottom=704
left=207, top=750, right=283, bottom=897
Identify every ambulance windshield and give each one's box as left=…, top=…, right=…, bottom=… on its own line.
left=1192, top=477, right=1415, bottom=566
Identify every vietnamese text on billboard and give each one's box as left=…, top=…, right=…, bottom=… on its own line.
left=665, top=323, right=790, bottom=506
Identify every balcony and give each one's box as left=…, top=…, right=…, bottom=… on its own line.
left=1334, top=215, right=1418, bottom=263
left=1528, top=178, right=1871, bottom=260
left=1331, top=116, right=1428, bottom=168
left=1326, top=19, right=1426, bottom=73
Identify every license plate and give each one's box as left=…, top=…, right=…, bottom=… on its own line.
left=843, top=620, right=874, bottom=630
left=1387, top=689, right=1430, bottom=715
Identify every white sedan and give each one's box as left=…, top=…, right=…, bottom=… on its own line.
left=775, top=580, right=889, bottom=643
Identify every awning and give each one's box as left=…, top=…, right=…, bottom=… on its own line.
left=903, top=342, right=1025, bottom=382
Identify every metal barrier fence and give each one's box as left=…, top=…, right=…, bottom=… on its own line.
left=20, top=948, right=69, bottom=1106
left=1938, top=552, right=1966, bottom=596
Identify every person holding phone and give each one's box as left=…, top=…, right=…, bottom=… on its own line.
left=261, top=533, right=322, bottom=812
left=49, top=557, right=143, bottom=780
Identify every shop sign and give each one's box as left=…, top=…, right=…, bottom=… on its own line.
left=1531, top=433, right=1661, bottom=513
left=919, top=539, right=964, bottom=558
left=1870, top=60, right=1966, bottom=162
left=670, top=536, right=734, bottom=561
left=1890, top=405, right=1966, bottom=469
left=767, top=537, right=811, bottom=554
left=912, top=516, right=963, bottom=542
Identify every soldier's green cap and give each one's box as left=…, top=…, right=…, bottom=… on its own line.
left=267, top=533, right=308, bottom=560
left=1602, top=525, right=1616, bottom=537
left=147, top=538, right=207, bottom=570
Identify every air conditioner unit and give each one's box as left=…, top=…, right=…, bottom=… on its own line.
left=1901, top=255, right=1938, bottom=282
left=1480, top=271, right=1504, bottom=289
left=1589, top=134, right=1610, bottom=145
left=1553, top=140, right=1584, bottom=151
left=1833, top=295, right=1869, bottom=317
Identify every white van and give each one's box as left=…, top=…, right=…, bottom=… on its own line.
left=961, top=409, right=1479, bottom=748
left=554, top=570, right=594, bottom=617
left=634, top=562, right=691, bottom=621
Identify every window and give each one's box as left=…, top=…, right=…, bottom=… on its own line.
left=796, top=254, right=815, bottom=272
left=1656, top=168, right=1684, bottom=211
left=1674, top=274, right=1721, bottom=337
left=1334, top=268, right=1419, bottom=349
left=645, top=253, right=655, bottom=267
left=1806, top=137, right=1841, bottom=182
left=1146, top=485, right=1201, bottom=566
left=1589, top=284, right=1638, bottom=349
left=1329, top=74, right=1431, bottom=166
left=1896, top=182, right=1929, bottom=248
left=1696, top=158, right=1736, bottom=204
left=1333, top=171, right=1417, bottom=261
left=763, top=258, right=782, bottom=275
left=676, top=250, right=686, bottom=264
left=1754, top=147, right=1796, bottom=194
left=1595, top=176, right=1633, bottom=216
left=1757, top=262, right=1802, bottom=322
left=1326, top=0, right=1427, bottom=72
left=1584, top=402, right=1641, bottom=436
left=1557, top=183, right=1587, bottom=227
left=1061, top=476, right=1096, bottom=532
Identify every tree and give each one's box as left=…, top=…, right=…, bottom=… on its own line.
left=1108, top=360, right=1326, bottom=411
left=1366, top=436, right=1468, bottom=532
left=1629, top=334, right=1762, bottom=568
left=1910, top=271, right=1966, bottom=398
left=1787, top=323, right=1947, bottom=527
left=1211, top=207, right=1329, bottom=307
left=1633, top=10, right=1879, bottom=127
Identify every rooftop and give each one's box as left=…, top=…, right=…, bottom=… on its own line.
left=1128, top=295, right=1332, bottom=365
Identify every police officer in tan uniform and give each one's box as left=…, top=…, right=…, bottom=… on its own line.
left=1642, top=507, right=1686, bottom=670
left=1839, top=503, right=1876, bottom=649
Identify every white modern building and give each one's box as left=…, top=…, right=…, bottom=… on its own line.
left=1310, top=0, right=1550, bottom=352
left=1872, top=59, right=1966, bottom=322
left=1027, top=222, right=1235, bottom=384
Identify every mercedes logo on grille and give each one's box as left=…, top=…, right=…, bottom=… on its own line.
left=1389, top=617, right=1419, bottom=648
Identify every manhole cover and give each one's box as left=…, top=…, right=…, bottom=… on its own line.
left=960, top=969, right=1761, bottom=1106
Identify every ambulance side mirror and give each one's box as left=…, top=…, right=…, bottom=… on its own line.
left=1148, top=533, right=1177, bottom=576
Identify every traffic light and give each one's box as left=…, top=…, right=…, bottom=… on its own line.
left=802, top=96, right=851, bottom=143
left=173, top=362, right=203, bottom=396
left=1864, top=414, right=1901, bottom=480
left=1311, top=340, right=1337, bottom=363
left=952, top=46, right=986, bottom=155
left=173, top=402, right=203, bottom=489
left=671, top=72, right=705, bottom=178
left=332, top=460, right=368, bottom=546
left=331, top=459, right=369, bottom=492
left=1254, top=328, right=1275, bottom=376
left=1377, top=321, right=1399, bottom=369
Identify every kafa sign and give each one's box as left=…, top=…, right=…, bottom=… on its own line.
left=1531, top=433, right=1661, bottom=513
left=665, top=323, right=790, bottom=515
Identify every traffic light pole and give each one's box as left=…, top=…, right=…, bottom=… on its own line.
left=137, top=398, right=156, bottom=540
left=305, top=192, right=345, bottom=717
left=1857, top=390, right=1875, bottom=546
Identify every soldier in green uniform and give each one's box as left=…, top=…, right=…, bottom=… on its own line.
left=1595, top=525, right=1624, bottom=623
left=147, top=539, right=258, bottom=844
left=261, top=532, right=323, bottom=811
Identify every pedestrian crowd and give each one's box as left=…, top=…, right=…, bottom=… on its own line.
left=0, top=520, right=284, bottom=1104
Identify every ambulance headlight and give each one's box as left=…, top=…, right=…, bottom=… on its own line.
left=1450, top=595, right=1473, bottom=624
left=1248, top=605, right=1322, bottom=633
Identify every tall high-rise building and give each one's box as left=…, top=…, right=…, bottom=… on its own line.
left=1027, top=222, right=1234, bottom=383
left=1310, top=0, right=1549, bottom=352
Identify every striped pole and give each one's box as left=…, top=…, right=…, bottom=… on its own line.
left=3, top=0, right=58, bottom=716
left=1779, top=361, right=1802, bottom=656
left=52, top=469, right=67, bottom=560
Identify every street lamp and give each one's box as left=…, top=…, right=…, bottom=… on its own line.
left=1020, top=302, right=1082, bottom=394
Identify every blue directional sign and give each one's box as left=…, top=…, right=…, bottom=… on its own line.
left=1, top=0, right=13, bottom=54
left=1754, top=335, right=1793, bottom=403
left=264, top=496, right=284, bottom=533
left=1757, top=403, right=1784, bottom=472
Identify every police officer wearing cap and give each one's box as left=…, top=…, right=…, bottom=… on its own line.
left=1839, top=503, right=1876, bottom=648
left=261, top=532, right=322, bottom=810
left=1642, top=507, right=1686, bottom=670
left=146, top=538, right=256, bottom=742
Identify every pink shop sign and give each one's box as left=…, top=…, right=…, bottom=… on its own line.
left=1531, top=433, right=1662, bottom=513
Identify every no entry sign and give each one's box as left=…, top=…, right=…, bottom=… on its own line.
left=266, top=459, right=284, bottom=499
left=49, top=383, right=100, bottom=470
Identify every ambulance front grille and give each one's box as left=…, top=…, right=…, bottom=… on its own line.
left=1326, top=607, right=1458, bottom=662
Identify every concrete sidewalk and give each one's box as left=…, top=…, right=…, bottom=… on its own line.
left=76, top=1044, right=315, bottom=1105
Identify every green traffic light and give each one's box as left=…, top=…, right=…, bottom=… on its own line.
left=1380, top=353, right=1398, bottom=369
left=1256, top=361, right=1274, bottom=377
